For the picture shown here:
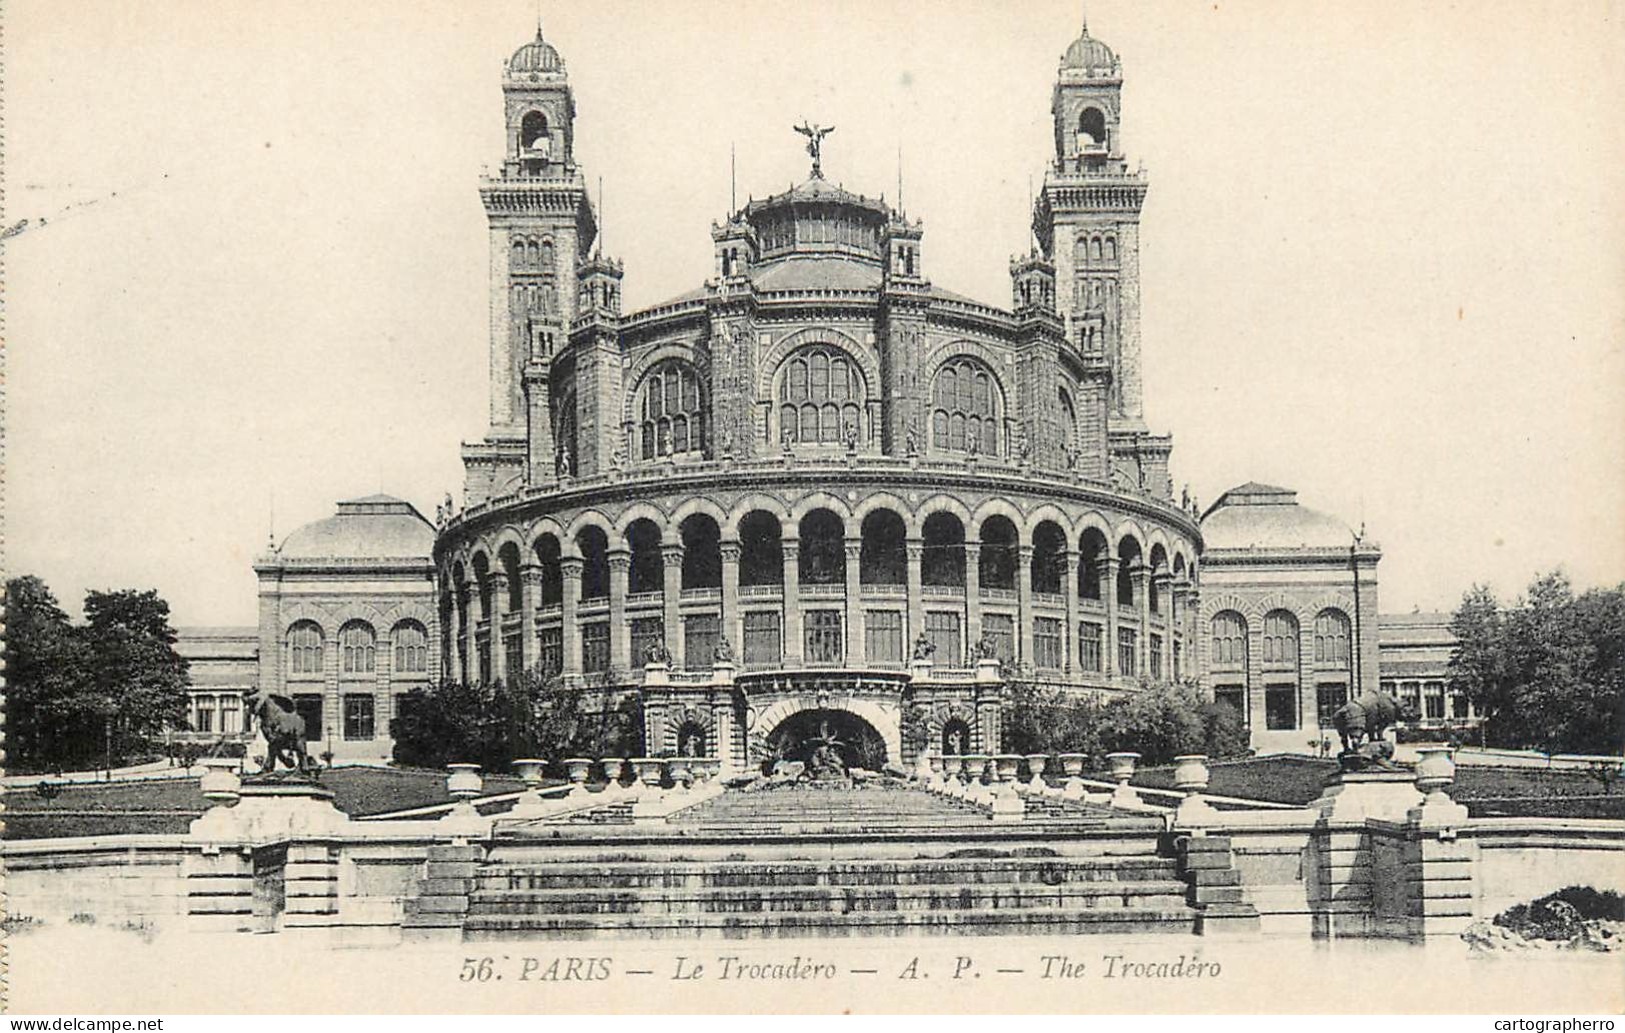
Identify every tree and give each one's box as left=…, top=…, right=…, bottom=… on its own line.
left=1000, top=680, right=1101, bottom=756
left=1447, top=571, right=1625, bottom=755
left=79, top=589, right=190, bottom=761
left=3, top=578, right=190, bottom=772
left=1097, top=679, right=1250, bottom=766
left=3, top=576, right=93, bottom=771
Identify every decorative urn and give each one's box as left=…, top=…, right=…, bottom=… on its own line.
left=963, top=754, right=990, bottom=783
left=200, top=757, right=242, bottom=805
left=1106, top=751, right=1140, bottom=784
left=446, top=763, right=483, bottom=801
left=992, top=754, right=1021, bottom=783
left=1413, top=745, right=1457, bottom=797
left=632, top=757, right=664, bottom=787
left=668, top=757, right=693, bottom=787
left=600, top=757, right=625, bottom=785
left=563, top=757, right=593, bottom=786
left=1172, top=755, right=1211, bottom=794
left=1024, top=753, right=1049, bottom=781
left=1057, top=753, right=1087, bottom=778
left=512, top=758, right=547, bottom=786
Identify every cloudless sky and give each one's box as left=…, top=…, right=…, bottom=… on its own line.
left=6, top=0, right=1622, bottom=626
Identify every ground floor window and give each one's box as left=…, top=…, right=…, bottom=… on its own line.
left=684, top=614, right=720, bottom=670
left=630, top=617, right=664, bottom=666
left=1214, top=685, right=1245, bottom=723
left=1034, top=617, right=1063, bottom=670
left=805, top=610, right=843, bottom=664
left=982, top=613, right=1015, bottom=666
left=220, top=694, right=242, bottom=735
left=581, top=622, right=610, bottom=673
left=1316, top=683, right=1348, bottom=725
left=1451, top=692, right=1470, bottom=719
left=1424, top=680, right=1446, bottom=720
left=1149, top=633, right=1164, bottom=680
left=743, top=611, right=781, bottom=667
left=344, top=694, right=376, bottom=740
left=293, top=694, right=324, bottom=742
left=1265, top=684, right=1297, bottom=730
left=1078, top=621, right=1103, bottom=672
left=865, top=610, right=904, bottom=664
left=537, top=626, right=563, bottom=677
left=925, top=611, right=961, bottom=665
left=192, top=696, right=216, bottom=734
left=1396, top=680, right=1421, bottom=716
left=1117, top=628, right=1137, bottom=678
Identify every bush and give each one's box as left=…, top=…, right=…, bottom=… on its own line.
left=1098, top=679, right=1250, bottom=766
left=1494, top=886, right=1625, bottom=940
left=1001, top=681, right=1100, bottom=757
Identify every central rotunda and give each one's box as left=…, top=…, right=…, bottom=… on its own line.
left=435, top=21, right=1202, bottom=773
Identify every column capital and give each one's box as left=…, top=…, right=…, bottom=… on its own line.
left=843, top=537, right=863, bottom=562
left=905, top=539, right=926, bottom=561
left=719, top=540, right=742, bottom=563
left=607, top=548, right=632, bottom=573
left=489, top=571, right=510, bottom=589
left=1017, top=543, right=1035, bottom=561
left=518, top=562, right=545, bottom=585
left=559, top=555, right=586, bottom=576
left=660, top=543, right=686, bottom=568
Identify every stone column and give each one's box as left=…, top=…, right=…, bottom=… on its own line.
left=608, top=548, right=631, bottom=672
left=1017, top=543, right=1035, bottom=674
left=1153, top=571, right=1172, bottom=681
left=661, top=543, right=685, bottom=667
left=1104, top=557, right=1120, bottom=678
left=782, top=537, right=802, bottom=666
left=720, top=539, right=742, bottom=660
left=905, top=538, right=925, bottom=649
left=844, top=537, right=864, bottom=666
left=560, top=556, right=584, bottom=676
left=464, top=585, right=481, bottom=684
left=1171, top=578, right=1189, bottom=680
left=965, top=542, right=982, bottom=658
left=1064, top=548, right=1081, bottom=672
left=455, top=587, right=472, bottom=684
left=488, top=572, right=510, bottom=685
left=519, top=562, right=543, bottom=676
left=1134, top=563, right=1151, bottom=679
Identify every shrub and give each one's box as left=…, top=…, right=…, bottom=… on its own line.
left=1494, top=886, right=1625, bottom=940
left=1098, top=679, right=1250, bottom=766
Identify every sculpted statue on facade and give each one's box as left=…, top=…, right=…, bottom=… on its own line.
left=911, top=632, right=936, bottom=661
left=712, top=635, right=735, bottom=664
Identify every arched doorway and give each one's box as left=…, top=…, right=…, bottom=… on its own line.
left=763, top=708, right=888, bottom=774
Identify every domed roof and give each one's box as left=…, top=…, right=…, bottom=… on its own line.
left=1060, top=22, right=1120, bottom=75
left=1200, top=483, right=1353, bottom=550
left=506, top=26, right=565, bottom=77
left=276, top=495, right=435, bottom=562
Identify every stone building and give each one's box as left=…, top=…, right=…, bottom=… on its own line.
left=1378, top=611, right=1478, bottom=732
left=177, top=20, right=1456, bottom=764
left=1197, top=483, right=1381, bottom=756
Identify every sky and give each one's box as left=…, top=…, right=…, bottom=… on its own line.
left=5, top=0, right=1622, bottom=627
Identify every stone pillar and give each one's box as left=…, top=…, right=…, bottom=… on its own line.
left=782, top=537, right=802, bottom=666
left=906, top=538, right=926, bottom=651
left=965, top=542, right=982, bottom=658
left=1064, top=548, right=1081, bottom=672
left=1104, top=557, right=1120, bottom=678
left=519, top=562, right=543, bottom=675
left=844, top=538, right=864, bottom=665
left=1153, top=570, right=1172, bottom=680
left=560, top=556, right=584, bottom=675
left=1134, top=563, right=1150, bottom=678
left=720, top=539, right=742, bottom=660
left=608, top=548, right=631, bottom=672
left=488, top=571, right=510, bottom=685
left=281, top=843, right=339, bottom=929
left=464, top=585, right=481, bottom=685
left=1017, top=543, right=1035, bottom=673
left=711, top=689, right=738, bottom=774
left=661, top=543, right=685, bottom=666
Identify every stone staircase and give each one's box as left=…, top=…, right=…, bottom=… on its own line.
left=461, top=848, right=1199, bottom=940
left=668, top=782, right=991, bottom=832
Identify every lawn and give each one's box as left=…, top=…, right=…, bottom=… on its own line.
left=1127, top=756, right=1625, bottom=819
left=2, top=766, right=532, bottom=840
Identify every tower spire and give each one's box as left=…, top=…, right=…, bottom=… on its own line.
left=730, top=142, right=737, bottom=214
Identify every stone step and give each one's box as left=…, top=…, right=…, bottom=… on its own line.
left=467, top=879, right=1192, bottom=916
left=462, top=905, right=1198, bottom=940
left=477, top=856, right=1177, bottom=891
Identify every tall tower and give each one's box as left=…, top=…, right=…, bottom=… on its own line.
left=467, top=24, right=598, bottom=502
left=1034, top=17, right=1148, bottom=431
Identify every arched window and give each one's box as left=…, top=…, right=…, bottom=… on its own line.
left=393, top=620, right=428, bottom=674
left=1315, top=609, right=1352, bottom=666
left=1078, top=107, right=1106, bottom=146
left=552, top=386, right=577, bottom=471
left=520, top=110, right=550, bottom=155
left=1058, top=386, right=1078, bottom=456
left=339, top=621, right=376, bottom=675
left=930, top=357, right=1002, bottom=456
left=777, top=345, right=865, bottom=446
left=638, top=360, right=708, bottom=460
left=1262, top=610, right=1299, bottom=666
left=287, top=621, right=324, bottom=676
left=1210, top=612, right=1248, bottom=669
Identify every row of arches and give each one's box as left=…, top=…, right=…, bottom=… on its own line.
left=509, top=234, right=557, bottom=272
left=1074, top=231, right=1119, bottom=266
left=447, top=504, right=1194, bottom=614
left=284, top=618, right=431, bottom=677
left=1208, top=609, right=1354, bottom=671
